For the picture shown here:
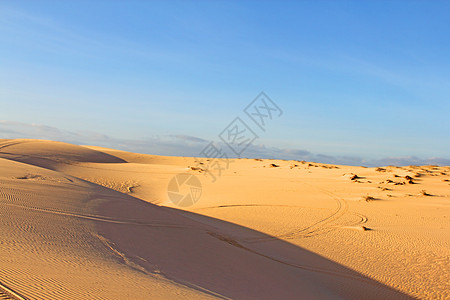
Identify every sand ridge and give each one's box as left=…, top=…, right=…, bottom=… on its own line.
left=0, top=139, right=448, bottom=299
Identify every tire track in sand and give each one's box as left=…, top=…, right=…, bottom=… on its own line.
left=0, top=201, right=192, bottom=230
left=242, top=184, right=367, bottom=242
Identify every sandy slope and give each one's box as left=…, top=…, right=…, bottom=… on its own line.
left=0, top=139, right=448, bottom=299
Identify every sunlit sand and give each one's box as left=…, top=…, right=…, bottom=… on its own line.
left=0, top=139, right=448, bottom=299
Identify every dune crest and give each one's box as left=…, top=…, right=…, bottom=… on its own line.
left=0, top=139, right=448, bottom=299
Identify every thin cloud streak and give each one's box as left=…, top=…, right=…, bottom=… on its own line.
left=0, top=120, right=448, bottom=167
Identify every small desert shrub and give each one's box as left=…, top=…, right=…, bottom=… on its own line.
left=420, top=190, right=431, bottom=196
left=363, top=195, right=375, bottom=202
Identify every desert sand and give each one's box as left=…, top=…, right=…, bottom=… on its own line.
left=0, top=139, right=448, bottom=299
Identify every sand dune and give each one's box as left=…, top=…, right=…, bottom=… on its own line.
left=0, top=139, right=448, bottom=299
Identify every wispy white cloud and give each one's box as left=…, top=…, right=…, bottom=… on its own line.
left=1, top=120, right=448, bottom=167
left=0, top=4, right=193, bottom=65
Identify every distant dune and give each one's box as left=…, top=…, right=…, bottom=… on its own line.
left=0, top=139, right=448, bottom=299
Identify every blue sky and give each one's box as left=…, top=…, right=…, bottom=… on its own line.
left=1, top=0, right=449, bottom=166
